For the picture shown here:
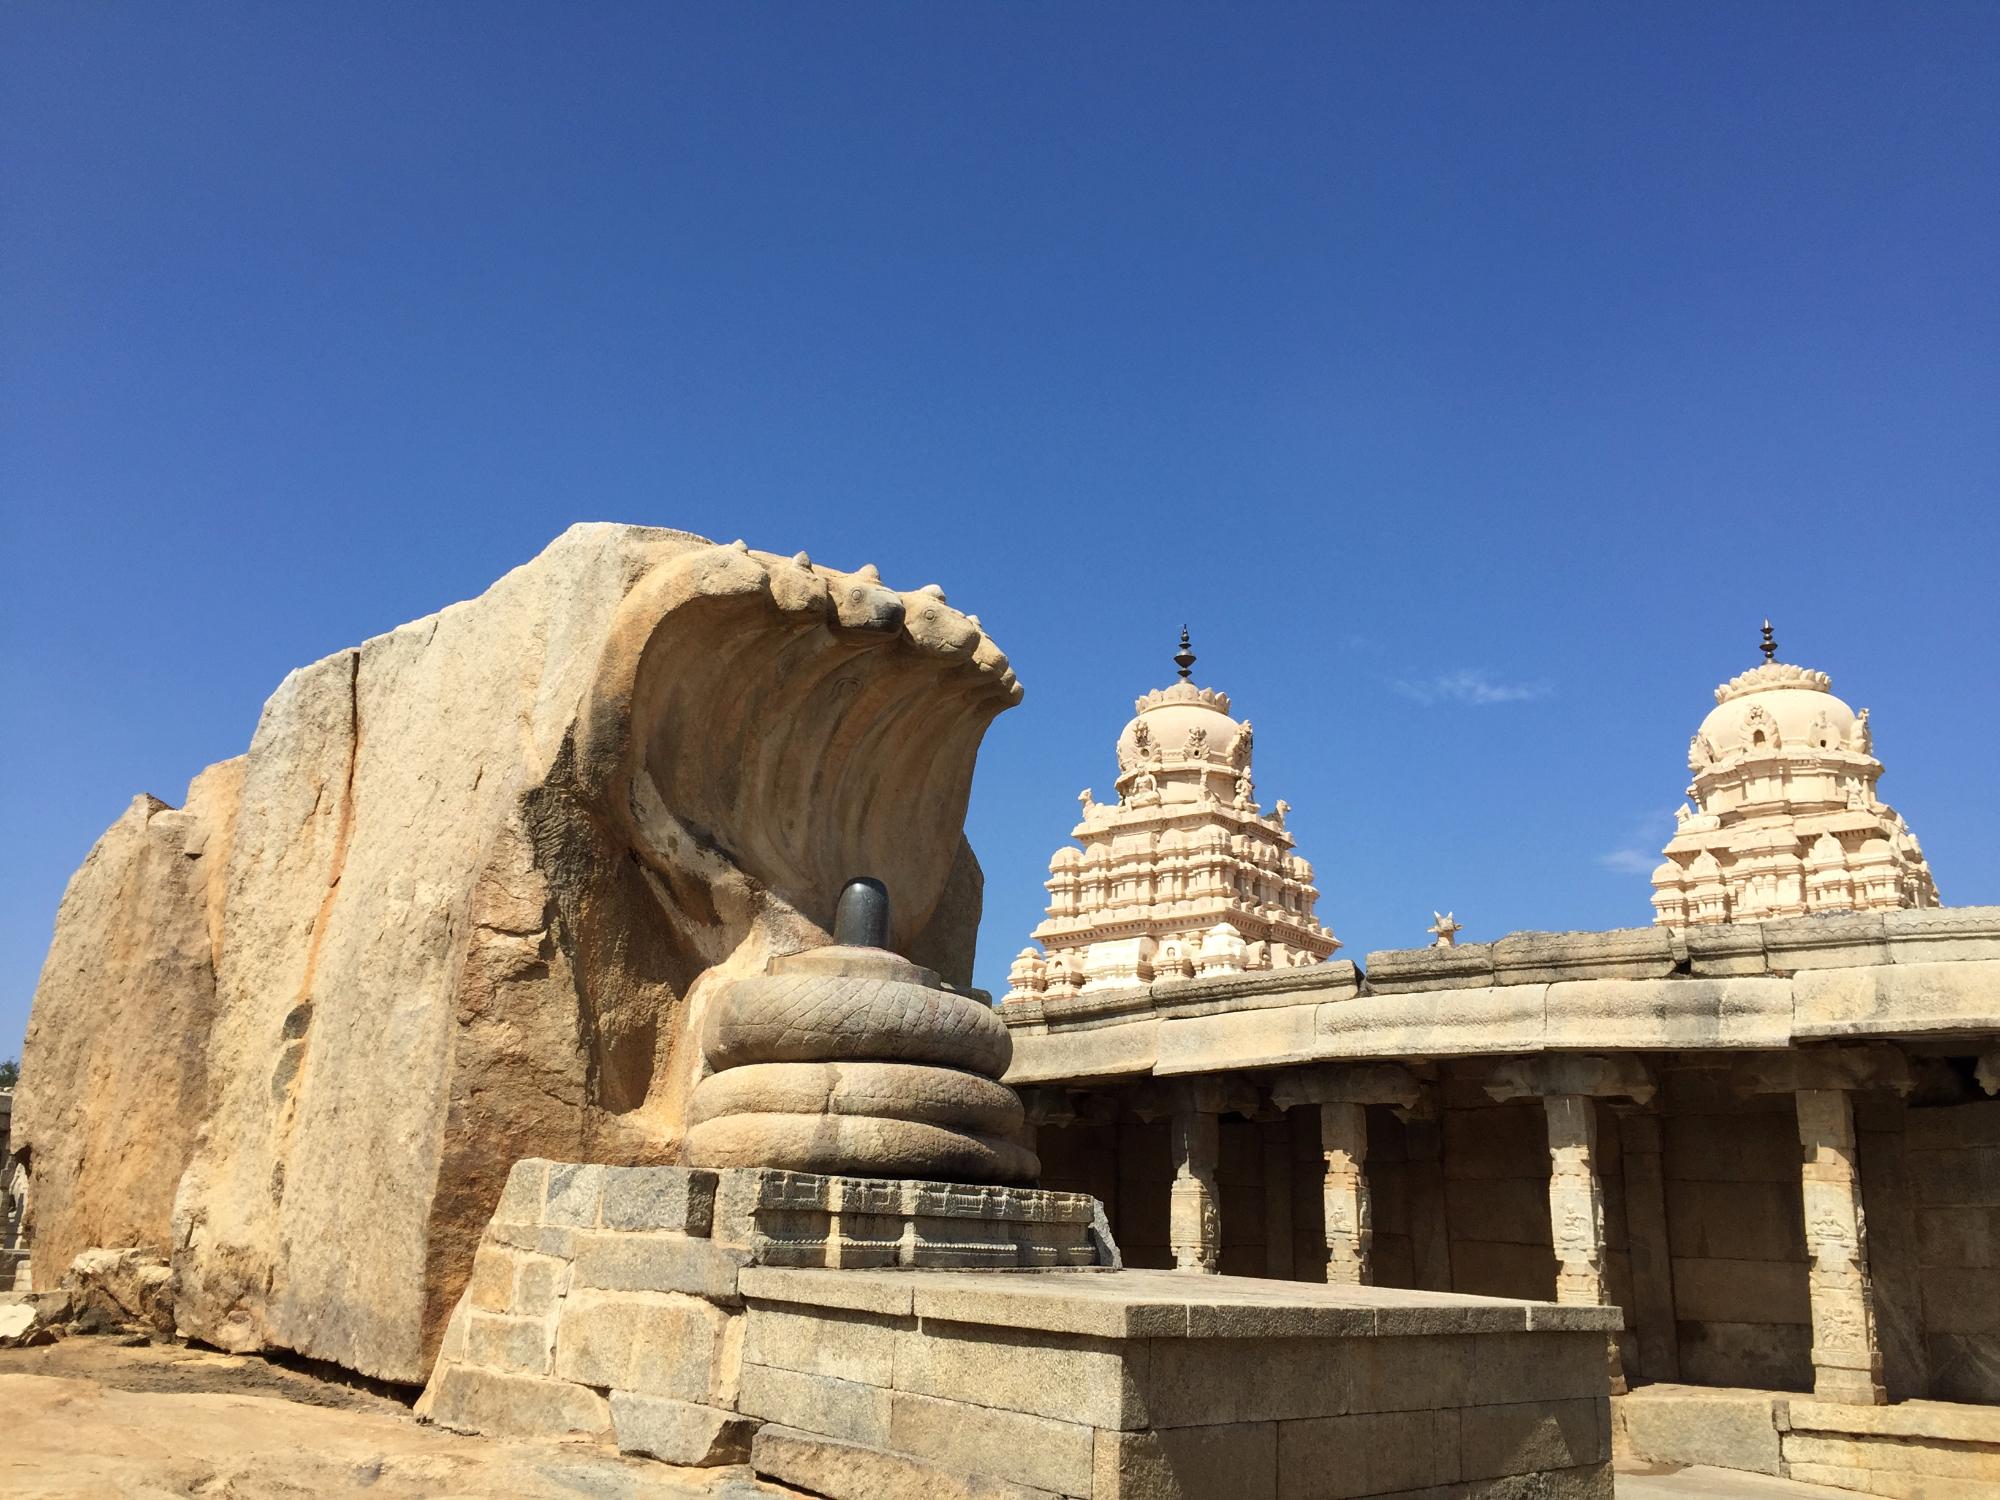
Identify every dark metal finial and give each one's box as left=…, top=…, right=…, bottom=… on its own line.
left=833, top=876, right=890, bottom=948
left=1173, top=626, right=1195, bottom=682
left=1760, top=619, right=1777, bottom=663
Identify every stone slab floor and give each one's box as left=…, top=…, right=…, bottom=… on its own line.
left=1, top=1337, right=1861, bottom=1500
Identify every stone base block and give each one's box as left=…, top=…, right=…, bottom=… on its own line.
left=754, top=1423, right=1058, bottom=1500
left=417, top=1364, right=610, bottom=1440
left=1617, top=1384, right=2000, bottom=1497
left=1613, top=1384, right=1787, bottom=1475
left=610, top=1391, right=755, bottom=1466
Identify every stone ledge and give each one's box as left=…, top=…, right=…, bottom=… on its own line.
left=739, top=1266, right=1624, bottom=1341
left=1793, top=961, right=2000, bottom=1040
left=1787, top=1397, right=2000, bottom=1446
left=1004, top=947, right=1999, bottom=1088
left=1493, top=929, right=1679, bottom=987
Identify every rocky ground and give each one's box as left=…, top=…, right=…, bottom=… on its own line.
left=0, top=1336, right=783, bottom=1500
left=2, top=1335, right=1857, bottom=1500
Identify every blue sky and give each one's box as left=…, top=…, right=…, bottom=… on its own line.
left=3, top=5, right=1996, bottom=1055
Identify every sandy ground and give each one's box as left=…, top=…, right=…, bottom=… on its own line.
left=1615, top=1461, right=1857, bottom=1500
left=0, top=1337, right=780, bottom=1499
left=1, top=1336, right=1859, bottom=1500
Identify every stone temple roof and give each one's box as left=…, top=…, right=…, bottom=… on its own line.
left=1004, top=633, right=1338, bottom=1003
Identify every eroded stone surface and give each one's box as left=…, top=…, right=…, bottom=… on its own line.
left=12, top=761, right=241, bottom=1281
left=15, top=525, right=1021, bottom=1383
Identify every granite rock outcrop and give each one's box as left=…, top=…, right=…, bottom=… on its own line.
left=13, top=524, right=1019, bottom=1383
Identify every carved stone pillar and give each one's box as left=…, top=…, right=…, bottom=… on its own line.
left=1168, top=1103, right=1220, bottom=1274
left=1796, top=1088, right=1888, bottom=1405
left=1318, top=1102, right=1370, bottom=1285
left=1543, top=1094, right=1609, bottom=1307
left=1732, top=1047, right=1908, bottom=1407
left=1272, top=1063, right=1424, bottom=1287
left=1487, top=1055, right=1656, bottom=1395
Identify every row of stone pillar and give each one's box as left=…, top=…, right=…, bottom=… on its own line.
left=1034, top=1044, right=1954, bottom=1408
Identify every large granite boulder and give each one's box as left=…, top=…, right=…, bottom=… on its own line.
left=11, top=760, right=241, bottom=1286
left=11, top=524, right=1019, bottom=1383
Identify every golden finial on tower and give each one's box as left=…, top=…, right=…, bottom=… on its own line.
left=1174, top=626, right=1196, bottom=681
left=1760, top=619, right=1777, bottom=663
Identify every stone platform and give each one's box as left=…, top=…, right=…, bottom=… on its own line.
left=740, top=1265, right=1622, bottom=1499
left=420, top=1161, right=1623, bottom=1498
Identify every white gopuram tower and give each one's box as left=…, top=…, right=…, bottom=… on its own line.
left=1004, top=631, right=1338, bottom=1002
left=1652, top=622, right=1939, bottom=928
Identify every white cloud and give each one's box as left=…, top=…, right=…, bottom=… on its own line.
left=1391, top=669, right=1552, bottom=707
left=1598, top=807, right=1682, bottom=876
left=1597, top=848, right=1659, bottom=875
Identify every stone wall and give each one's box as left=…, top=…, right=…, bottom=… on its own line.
left=1906, top=1097, right=2000, bottom=1402
left=1658, top=1066, right=1814, bottom=1391
left=1438, top=1092, right=1558, bottom=1304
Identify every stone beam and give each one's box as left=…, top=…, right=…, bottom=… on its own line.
left=1126, top=1076, right=1259, bottom=1124
left=1269, top=1063, right=1424, bottom=1113
left=1731, top=1045, right=1913, bottom=1098
left=1483, top=1055, right=1656, bottom=1105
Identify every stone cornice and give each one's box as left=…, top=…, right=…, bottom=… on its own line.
left=1000, top=908, right=2000, bottom=1087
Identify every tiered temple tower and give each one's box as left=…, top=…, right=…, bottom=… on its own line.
left=1003, top=631, right=1338, bottom=1001
left=1651, top=623, right=1939, bottom=928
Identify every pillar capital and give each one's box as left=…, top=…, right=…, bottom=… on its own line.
left=1016, top=1087, right=1078, bottom=1131
left=1484, top=1054, right=1656, bottom=1106
left=1271, top=1063, right=1424, bottom=1114
left=1127, top=1075, right=1258, bottom=1123
left=1732, top=1045, right=1912, bottom=1098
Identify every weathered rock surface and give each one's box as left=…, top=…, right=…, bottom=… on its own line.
left=13, top=524, right=1020, bottom=1384
left=2, top=1338, right=787, bottom=1499
left=11, top=760, right=241, bottom=1282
